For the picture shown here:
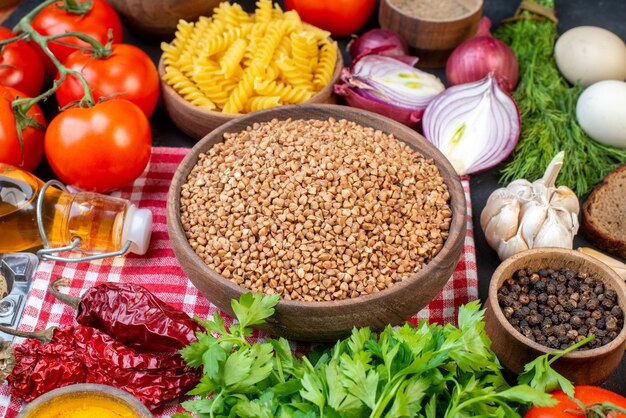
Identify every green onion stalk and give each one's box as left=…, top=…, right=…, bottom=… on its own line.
left=495, top=0, right=626, bottom=196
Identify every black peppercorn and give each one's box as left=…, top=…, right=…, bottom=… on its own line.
left=602, top=298, right=615, bottom=310
left=519, top=293, right=530, bottom=305
left=535, top=280, right=547, bottom=293
left=528, top=313, right=542, bottom=326
left=547, top=295, right=558, bottom=308
left=587, top=298, right=599, bottom=310
left=611, top=306, right=623, bottom=318
left=570, top=316, right=583, bottom=328
left=606, top=316, right=619, bottom=332
left=498, top=267, right=623, bottom=352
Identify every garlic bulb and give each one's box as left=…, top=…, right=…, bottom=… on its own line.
left=480, top=152, right=580, bottom=260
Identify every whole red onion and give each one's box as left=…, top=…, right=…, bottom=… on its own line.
left=446, top=17, right=519, bottom=92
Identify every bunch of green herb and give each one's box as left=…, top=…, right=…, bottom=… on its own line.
left=495, top=0, right=626, bottom=196
left=174, top=293, right=556, bottom=418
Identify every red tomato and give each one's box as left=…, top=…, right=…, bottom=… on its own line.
left=0, top=27, right=45, bottom=97
left=31, top=0, right=123, bottom=75
left=56, top=44, right=159, bottom=117
left=525, top=386, right=626, bottom=418
left=284, top=0, right=376, bottom=37
left=0, top=86, right=46, bottom=172
left=44, top=100, right=151, bottom=192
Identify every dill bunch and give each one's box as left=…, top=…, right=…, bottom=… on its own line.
left=495, top=0, right=626, bottom=196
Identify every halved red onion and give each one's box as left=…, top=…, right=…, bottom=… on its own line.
left=422, top=74, right=520, bottom=176
left=334, top=56, right=444, bottom=128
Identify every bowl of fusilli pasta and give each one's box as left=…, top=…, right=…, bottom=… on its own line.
left=159, top=0, right=343, bottom=140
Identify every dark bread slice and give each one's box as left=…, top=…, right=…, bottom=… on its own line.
left=582, top=164, right=626, bottom=259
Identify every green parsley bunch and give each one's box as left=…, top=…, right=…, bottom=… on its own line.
left=174, top=293, right=560, bottom=417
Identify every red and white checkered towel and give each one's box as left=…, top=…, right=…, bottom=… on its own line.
left=0, top=147, right=477, bottom=417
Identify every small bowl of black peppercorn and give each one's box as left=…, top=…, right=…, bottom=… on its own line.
left=484, top=247, right=626, bottom=386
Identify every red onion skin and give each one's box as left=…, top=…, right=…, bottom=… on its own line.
left=351, top=46, right=419, bottom=70
left=446, top=17, right=519, bottom=92
left=334, top=82, right=424, bottom=128
left=348, top=28, right=408, bottom=59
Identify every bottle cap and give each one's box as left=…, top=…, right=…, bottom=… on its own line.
left=122, top=204, right=153, bottom=255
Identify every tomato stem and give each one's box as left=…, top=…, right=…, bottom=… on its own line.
left=58, top=0, right=93, bottom=15
left=0, top=33, right=27, bottom=49
left=3, top=0, right=103, bottom=163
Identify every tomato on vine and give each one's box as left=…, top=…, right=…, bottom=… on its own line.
left=30, top=0, right=123, bottom=74
left=44, top=99, right=152, bottom=193
left=0, top=86, right=46, bottom=172
left=56, top=44, right=159, bottom=117
left=0, top=27, right=45, bottom=97
left=525, top=386, right=626, bottom=418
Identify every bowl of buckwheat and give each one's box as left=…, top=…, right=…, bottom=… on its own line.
left=485, top=247, right=626, bottom=385
left=166, top=104, right=467, bottom=341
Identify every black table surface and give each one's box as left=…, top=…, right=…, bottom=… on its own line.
left=5, top=0, right=626, bottom=398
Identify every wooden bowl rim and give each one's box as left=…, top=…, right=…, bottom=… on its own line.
left=487, top=247, right=626, bottom=358
left=157, top=43, right=344, bottom=121
left=167, top=103, right=467, bottom=310
left=382, top=0, right=483, bottom=23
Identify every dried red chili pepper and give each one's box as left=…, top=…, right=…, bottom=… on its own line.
left=49, top=278, right=204, bottom=353
left=2, top=324, right=200, bottom=410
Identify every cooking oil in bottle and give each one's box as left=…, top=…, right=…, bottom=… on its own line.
left=0, top=164, right=152, bottom=256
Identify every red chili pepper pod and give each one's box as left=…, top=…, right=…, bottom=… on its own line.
left=50, top=279, right=204, bottom=353
left=6, top=325, right=201, bottom=410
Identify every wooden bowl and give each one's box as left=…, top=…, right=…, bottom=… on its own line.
left=158, top=52, right=343, bottom=141
left=166, top=104, right=466, bottom=341
left=485, top=248, right=626, bottom=385
left=107, top=0, right=221, bottom=38
left=17, top=384, right=152, bottom=418
left=379, top=0, right=483, bottom=68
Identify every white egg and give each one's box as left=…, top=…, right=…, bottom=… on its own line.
left=576, top=80, right=626, bottom=148
left=555, top=26, right=626, bottom=87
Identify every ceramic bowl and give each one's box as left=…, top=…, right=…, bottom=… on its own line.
left=485, top=247, right=626, bottom=385
left=379, top=0, right=483, bottom=68
left=17, top=383, right=152, bottom=418
left=166, top=104, right=467, bottom=341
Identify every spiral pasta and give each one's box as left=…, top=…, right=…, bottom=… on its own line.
left=219, top=38, right=247, bottom=78
left=162, top=67, right=217, bottom=110
left=255, top=0, right=273, bottom=23
left=291, top=32, right=318, bottom=74
left=314, top=41, right=338, bottom=89
left=244, top=95, right=281, bottom=112
left=254, top=79, right=314, bottom=104
left=161, top=1, right=338, bottom=114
